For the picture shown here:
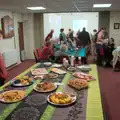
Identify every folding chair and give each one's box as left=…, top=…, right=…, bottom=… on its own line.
left=33, top=48, right=41, bottom=63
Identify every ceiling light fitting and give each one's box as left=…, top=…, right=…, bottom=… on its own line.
left=93, top=4, right=112, bottom=8
left=27, top=7, right=46, bottom=10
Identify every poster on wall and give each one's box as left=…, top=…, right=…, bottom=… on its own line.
left=1, top=15, right=14, bottom=38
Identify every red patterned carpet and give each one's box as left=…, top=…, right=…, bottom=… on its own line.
left=7, top=59, right=120, bottom=120
left=98, top=66, right=120, bottom=120
left=7, top=59, right=35, bottom=82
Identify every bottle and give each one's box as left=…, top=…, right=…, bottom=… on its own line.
left=65, top=60, right=69, bottom=67
left=63, top=58, right=66, bottom=67
left=65, top=59, right=69, bottom=68
left=71, top=56, right=75, bottom=66
left=78, top=57, right=81, bottom=65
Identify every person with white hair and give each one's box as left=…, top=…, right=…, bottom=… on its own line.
left=112, top=46, right=120, bottom=71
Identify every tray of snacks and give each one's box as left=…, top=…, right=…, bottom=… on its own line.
left=34, top=82, right=57, bottom=92
left=0, top=90, right=26, bottom=103
left=34, top=73, right=58, bottom=79
left=67, top=66, right=76, bottom=72
left=44, top=62, right=52, bottom=67
left=47, top=92, right=76, bottom=106
left=51, top=68, right=66, bottom=74
left=52, top=64, right=62, bottom=68
left=77, top=65, right=91, bottom=72
left=68, top=78, right=88, bottom=90
left=73, top=72, right=96, bottom=81
left=31, top=68, right=48, bottom=76
left=43, top=73, right=58, bottom=79
left=12, top=76, right=34, bottom=86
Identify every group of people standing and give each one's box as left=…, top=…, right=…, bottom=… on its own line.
left=95, top=28, right=115, bottom=66
left=44, top=27, right=115, bottom=66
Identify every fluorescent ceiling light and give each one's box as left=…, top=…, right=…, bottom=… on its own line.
left=27, top=7, right=46, bottom=10
left=93, top=4, right=112, bottom=8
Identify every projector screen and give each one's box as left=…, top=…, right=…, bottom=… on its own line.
left=73, top=20, right=88, bottom=31
left=44, top=12, right=99, bottom=39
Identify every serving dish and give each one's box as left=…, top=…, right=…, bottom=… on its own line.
left=68, top=78, right=88, bottom=90
left=77, top=65, right=91, bottom=72
left=44, top=62, right=52, bottom=66
left=12, top=76, right=34, bottom=87
left=31, top=68, right=48, bottom=76
left=47, top=92, right=76, bottom=106
left=52, top=64, right=62, bottom=68
left=34, top=82, right=57, bottom=92
left=73, top=72, right=96, bottom=81
left=51, top=68, right=66, bottom=74
left=0, top=90, right=26, bottom=103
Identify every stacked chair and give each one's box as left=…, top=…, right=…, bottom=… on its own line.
left=33, top=47, right=54, bottom=63
left=33, top=48, right=41, bottom=63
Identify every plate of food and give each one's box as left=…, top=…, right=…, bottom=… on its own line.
left=77, top=65, right=91, bottom=72
left=43, top=73, right=58, bottom=79
left=73, top=72, right=96, bottom=81
left=31, top=68, right=48, bottom=76
left=12, top=76, right=34, bottom=86
left=47, top=92, right=76, bottom=106
left=51, top=68, right=66, bottom=74
left=34, top=82, right=57, bottom=92
left=67, top=66, right=76, bottom=72
left=44, top=62, right=52, bottom=66
left=52, top=64, right=62, bottom=68
left=68, top=78, right=88, bottom=90
left=0, top=90, right=26, bottom=103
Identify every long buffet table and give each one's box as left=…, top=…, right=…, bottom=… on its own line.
left=0, top=63, right=103, bottom=120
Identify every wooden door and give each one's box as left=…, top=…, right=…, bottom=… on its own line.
left=18, top=22, right=24, bottom=51
left=18, top=22, right=24, bottom=61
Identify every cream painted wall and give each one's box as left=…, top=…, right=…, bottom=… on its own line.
left=110, top=12, right=120, bottom=46
left=0, top=11, right=23, bottom=63
left=23, top=14, right=35, bottom=59
left=0, top=10, right=35, bottom=62
left=13, top=13, right=23, bottom=63
left=34, top=13, right=44, bottom=48
left=0, top=11, right=15, bottom=52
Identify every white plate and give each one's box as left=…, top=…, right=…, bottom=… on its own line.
left=0, top=90, right=26, bottom=103
left=12, top=78, right=34, bottom=87
left=31, top=68, right=48, bottom=75
left=44, top=62, right=52, bottom=66
left=52, top=64, right=62, bottom=68
left=51, top=68, right=66, bottom=74
left=33, top=82, right=57, bottom=93
left=47, top=92, right=76, bottom=106
left=67, top=67, right=76, bottom=72
left=77, top=65, right=91, bottom=71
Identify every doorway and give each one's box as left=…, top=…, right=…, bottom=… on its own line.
left=18, top=22, right=24, bottom=61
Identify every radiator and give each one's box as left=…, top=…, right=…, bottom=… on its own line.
left=2, top=49, right=17, bottom=68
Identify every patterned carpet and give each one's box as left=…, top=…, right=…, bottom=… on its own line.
left=7, top=59, right=35, bottom=82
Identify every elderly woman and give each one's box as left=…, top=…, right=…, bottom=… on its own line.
left=112, top=46, right=120, bottom=71
left=54, top=41, right=69, bottom=63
